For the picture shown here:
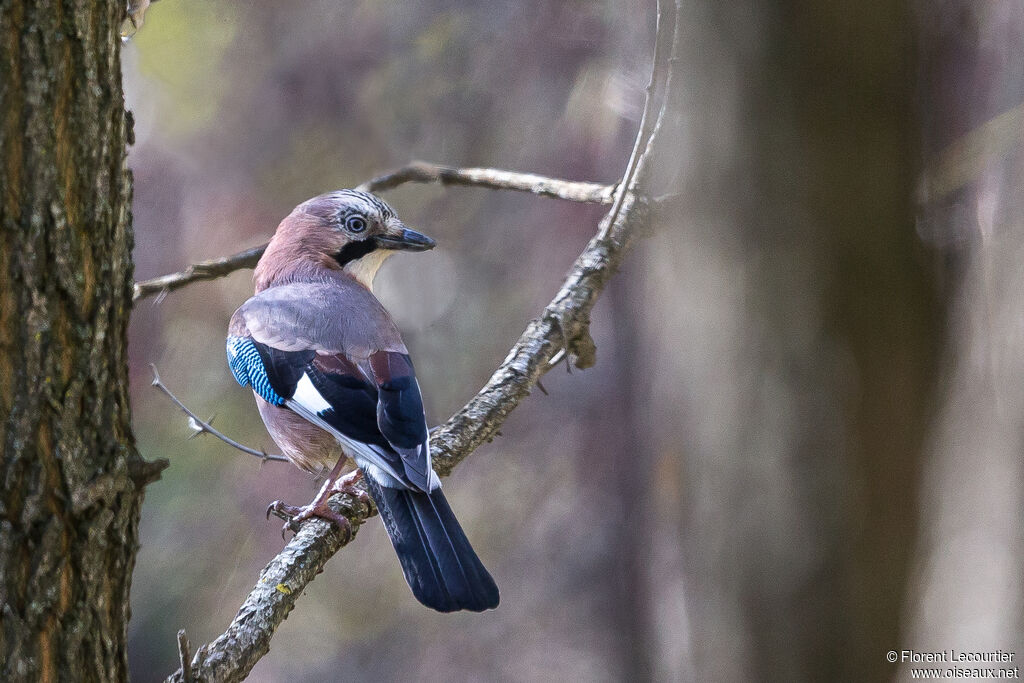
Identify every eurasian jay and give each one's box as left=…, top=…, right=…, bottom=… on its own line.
left=226, top=190, right=499, bottom=612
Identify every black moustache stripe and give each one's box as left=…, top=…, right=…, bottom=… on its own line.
left=333, top=239, right=377, bottom=266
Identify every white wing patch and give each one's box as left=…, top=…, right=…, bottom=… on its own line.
left=292, top=373, right=332, bottom=414
left=284, top=373, right=441, bottom=493
left=285, top=398, right=408, bottom=488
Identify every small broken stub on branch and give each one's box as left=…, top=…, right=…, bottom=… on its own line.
left=570, top=328, right=598, bottom=369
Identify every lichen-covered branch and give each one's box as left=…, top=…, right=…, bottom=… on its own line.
left=133, top=164, right=615, bottom=302
left=164, top=3, right=679, bottom=681
left=163, top=494, right=372, bottom=683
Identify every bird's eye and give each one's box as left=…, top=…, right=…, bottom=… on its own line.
left=345, top=215, right=367, bottom=233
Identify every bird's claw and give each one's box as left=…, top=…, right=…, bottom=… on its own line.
left=265, top=500, right=303, bottom=539
left=266, top=500, right=296, bottom=521
left=265, top=498, right=353, bottom=542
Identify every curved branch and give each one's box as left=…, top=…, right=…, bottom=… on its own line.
left=133, top=164, right=615, bottom=302
left=164, top=3, right=679, bottom=680
left=604, top=0, right=675, bottom=235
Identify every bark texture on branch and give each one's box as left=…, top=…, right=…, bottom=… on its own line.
left=355, top=160, right=616, bottom=203
left=164, top=3, right=678, bottom=680
left=0, top=2, right=164, bottom=681
left=133, top=164, right=615, bottom=302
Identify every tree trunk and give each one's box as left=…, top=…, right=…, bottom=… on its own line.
left=667, top=1, right=940, bottom=679
left=0, top=1, right=160, bottom=680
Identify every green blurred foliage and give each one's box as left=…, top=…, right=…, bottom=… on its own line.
left=133, top=1, right=239, bottom=138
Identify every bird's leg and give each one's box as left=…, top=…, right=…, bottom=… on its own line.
left=266, top=456, right=353, bottom=540
left=330, top=469, right=371, bottom=505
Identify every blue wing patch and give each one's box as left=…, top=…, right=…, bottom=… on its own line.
left=226, top=336, right=286, bottom=406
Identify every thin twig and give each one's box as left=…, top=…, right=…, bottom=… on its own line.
left=165, top=4, right=679, bottom=679
left=133, top=165, right=614, bottom=302
left=604, top=0, right=675, bottom=234
left=149, top=364, right=288, bottom=464
left=133, top=245, right=266, bottom=302
left=638, top=0, right=682, bottom=187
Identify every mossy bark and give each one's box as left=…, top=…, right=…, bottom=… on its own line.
left=0, top=1, right=159, bottom=680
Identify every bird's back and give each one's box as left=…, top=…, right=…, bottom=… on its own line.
left=229, top=269, right=406, bottom=360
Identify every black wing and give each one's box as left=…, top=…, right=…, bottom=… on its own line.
left=233, top=337, right=433, bottom=491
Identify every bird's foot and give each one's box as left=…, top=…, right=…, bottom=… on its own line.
left=266, top=498, right=352, bottom=541
left=330, top=470, right=371, bottom=505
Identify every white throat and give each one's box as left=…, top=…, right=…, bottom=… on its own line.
left=343, top=249, right=393, bottom=290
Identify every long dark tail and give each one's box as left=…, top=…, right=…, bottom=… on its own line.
left=365, top=478, right=499, bottom=612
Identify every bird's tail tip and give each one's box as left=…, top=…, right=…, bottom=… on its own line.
left=367, top=479, right=500, bottom=613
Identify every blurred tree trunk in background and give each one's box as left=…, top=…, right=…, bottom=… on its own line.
left=906, top=1, right=1024, bottom=658
left=659, top=1, right=940, bottom=679
left=0, top=2, right=151, bottom=681
left=573, top=274, right=656, bottom=681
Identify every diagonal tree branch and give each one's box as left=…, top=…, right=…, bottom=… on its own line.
left=164, top=2, right=679, bottom=680
left=133, top=164, right=615, bottom=302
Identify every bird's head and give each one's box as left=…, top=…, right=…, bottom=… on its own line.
left=255, top=189, right=435, bottom=291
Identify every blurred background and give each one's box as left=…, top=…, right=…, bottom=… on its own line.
left=122, top=1, right=1024, bottom=681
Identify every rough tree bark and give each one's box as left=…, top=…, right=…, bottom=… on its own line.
left=0, top=2, right=162, bottom=681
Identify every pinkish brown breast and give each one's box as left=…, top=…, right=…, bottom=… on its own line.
left=255, top=394, right=350, bottom=474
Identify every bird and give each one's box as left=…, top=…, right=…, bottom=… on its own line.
left=225, top=189, right=499, bottom=612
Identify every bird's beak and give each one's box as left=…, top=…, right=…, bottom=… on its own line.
left=375, top=226, right=436, bottom=252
